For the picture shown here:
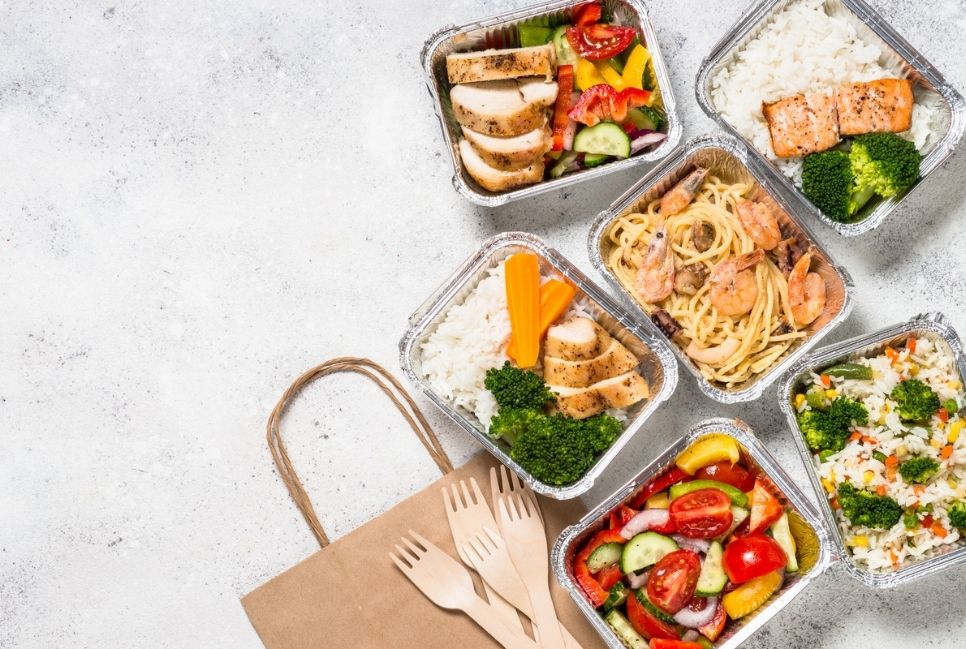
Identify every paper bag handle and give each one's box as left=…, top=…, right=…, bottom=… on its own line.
left=266, top=356, right=454, bottom=548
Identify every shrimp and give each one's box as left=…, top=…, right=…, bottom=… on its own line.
left=660, top=167, right=709, bottom=216
left=636, top=220, right=675, bottom=303
left=736, top=199, right=782, bottom=251
left=686, top=337, right=742, bottom=365
left=709, top=249, right=764, bottom=318
left=789, top=252, right=827, bottom=327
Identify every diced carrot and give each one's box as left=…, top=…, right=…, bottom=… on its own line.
left=886, top=466, right=897, bottom=480
left=862, top=435, right=878, bottom=445
left=504, top=253, right=542, bottom=368
left=876, top=485, right=887, bottom=496
left=941, top=445, right=954, bottom=460
left=885, top=455, right=899, bottom=468
left=938, top=408, right=949, bottom=423
left=907, top=338, right=917, bottom=353
left=932, top=522, right=948, bottom=538
left=885, top=346, right=899, bottom=364
left=922, top=515, right=934, bottom=528
left=820, top=374, right=832, bottom=388
left=913, top=485, right=925, bottom=496
left=889, top=550, right=899, bottom=565
left=830, top=497, right=840, bottom=510
left=849, top=431, right=862, bottom=443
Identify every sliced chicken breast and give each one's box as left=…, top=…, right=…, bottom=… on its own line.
left=545, top=317, right=613, bottom=362
left=543, top=338, right=640, bottom=388
left=550, top=371, right=650, bottom=419
left=762, top=91, right=841, bottom=158
left=458, top=139, right=544, bottom=192
left=446, top=44, right=556, bottom=84
left=463, top=123, right=552, bottom=170
left=835, top=78, right=913, bottom=136
left=451, top=79, right=558, bottom=137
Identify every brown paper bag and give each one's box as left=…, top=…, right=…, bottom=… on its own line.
left=242, top=357, right=605, bottom=649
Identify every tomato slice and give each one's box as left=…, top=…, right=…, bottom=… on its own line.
left=573, top=1, right=602, bottom=27
left=629, top=467, right=691, bottom=509
left=566, top=24, right=636, bottom=61
left=649, top=640, right=704, bottom=649
left=626, top=590, right=681, bottom=641
left=695, top=461, right=755, bottom=492
left=697, top=601, right=727, bottom=641
left=646, top=550, right=701, bottom=614
left=747, top=478, right=783, bottom=534
left=722, top=533, right=787, bottom=584
left=596, top=563, right=622, bottom=591
left=575, top=529, right=627, bottom=607
left=610, top=505, right=639, bottom=530
left=668, top=488, right=733, bottom=539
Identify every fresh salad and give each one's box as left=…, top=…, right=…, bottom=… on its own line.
left=573, top=434, right=803, bottom=648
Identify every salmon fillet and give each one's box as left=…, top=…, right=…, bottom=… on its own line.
left=835, top=78, right=914, bottom=136
left=762, top=91, right=841, bottom=158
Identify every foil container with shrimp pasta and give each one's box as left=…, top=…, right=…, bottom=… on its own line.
left=588, top=134, right=854, bottom=402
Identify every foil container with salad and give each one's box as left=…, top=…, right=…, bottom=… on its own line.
left=421, top=0, right=680, bottom=205
left=696, top=0, right=965, bottom=235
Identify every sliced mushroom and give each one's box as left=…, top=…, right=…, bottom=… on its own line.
left=652, top=309, right=682, bottom=338
left=674, top=263, right=708, bottom=296
left=692, top=220, right=716, bottom=252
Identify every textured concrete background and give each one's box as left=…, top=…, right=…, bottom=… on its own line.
left=3, top=0, right=966, bottom=647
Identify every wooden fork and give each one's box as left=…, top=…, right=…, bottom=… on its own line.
left=390, top=530, right=539, bottom=649
left=491, top=465, right=544, bottom=531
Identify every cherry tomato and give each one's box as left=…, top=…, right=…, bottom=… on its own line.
left=629, top=467, right=691, bottom=509
left=722, top=533, right=787, bottom=584
left=596, top=563, right=622, bottom=591
left=697, top=601, right=727, bottom=641
left=626, top=591, right=680, bottom=641
left=668, top=488, right=733, bottom=539
left=609, top=505, right=638, bottom=530
left=695, top=461, right=755, bottom=491
left=747, top=478, right=783, bottom=533
left=648, top=640, right=704, bottom=649
left=565, top=24, right=636, bottom=61
left=649, top=515, right=679, bottom=535
left=646, top=550, right=701, bottom=614
left=573, top=1, right=602, bottom=27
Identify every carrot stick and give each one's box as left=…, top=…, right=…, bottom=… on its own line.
left=507, top=278, right=576, bottom=359
left=504, top=253, right=541, bottom=368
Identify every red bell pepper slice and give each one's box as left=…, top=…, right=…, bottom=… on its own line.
left=574, top=529, right=627, bottom=607
left=551, top=64, right=575, bottom=151
left=629, top=467, right=691, bottom=509
left=573, top=2, right=602, bottom=27
left=609, top=505, right=638, bottom=530
left=568, top=84, right=651, bottom=127
left=596, top=563, right=622, bottom=591
left=566, top=24, right=636, bottom=60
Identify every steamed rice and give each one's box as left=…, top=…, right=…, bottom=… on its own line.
left=795, top=336, right=966, bottom=572
left=711, top=0, right=937, bottom=180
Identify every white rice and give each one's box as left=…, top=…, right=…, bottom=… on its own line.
left=795, top=336, right=966, bottom=572
left=711, top=0, right=937, bottom=181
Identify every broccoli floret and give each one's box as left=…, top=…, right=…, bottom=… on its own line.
left=898, top=456, right=941, bottom=484
left=850, top=132, right=921, bottom=200
left=488, top=408, right=543, bottom=445
left=802, top=150, right=855, bottom=223
left=484, top=362, right=556, bottom=411
left=797, top=396, right=869, bottom=453
left=837, top=482, right=902, bottom=529
left=509, top=413, right=622, bottom=486
left=890, top=378, right=941, bottom=421
left=949, top=501, right=966, bottom=529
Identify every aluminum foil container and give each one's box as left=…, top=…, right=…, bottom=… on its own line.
left=420, top=0, right=682, bottom=206
left=552, top=418, right=834, bottom=649
left=588, top=133, right=854, bottom=403
left=778, top=312, right=966, bottom=587
left=695, top=0, right=966, bottom=236
left=398, top=232, right=679, bottom=500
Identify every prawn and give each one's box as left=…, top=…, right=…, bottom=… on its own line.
left=709, top=249, right=764, bottom=318
left=736, top=199, right=782, bottom=251
left=789, top=252, right=827, bottom=326
left=636, top=220, right=675, bottom=303
left=660, top=167, right=709, bottom=217
left=686, top=337, right=742, bottom=366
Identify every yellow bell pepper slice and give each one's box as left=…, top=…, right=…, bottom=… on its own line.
left=722, top=569, right=784, bottom=620
left=575, top=57, right=608, bottom=91
left=594, top=60, right=626, bottom=91
left=675, top=434, right=741, bottom=475
left=621, top=44, right=651, bottom=90
left=645, top=491, right=670, bottom=509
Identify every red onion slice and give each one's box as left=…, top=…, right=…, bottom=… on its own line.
left=631, top=132, right=668, bottom=154
left=682, top=630, right=701, bottom=642
left=673, top=597, right=719, bottom=628
left=672, top=535, right=711, bottom=554
left=620, top=509, right=670, bottom=539
left=627, top=569, right=650, bottom=589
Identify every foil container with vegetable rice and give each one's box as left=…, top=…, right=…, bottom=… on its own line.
left=695, top=0, right=965, bottom=236
left=398, top=232, right=678, bottom=500
left=780, top=312, right=966, bottom=588
left=420, top=0, right=681, bottom=206
left=589, top=134, right=853, bottom=403
left=552, top=418, right=830, bottom=649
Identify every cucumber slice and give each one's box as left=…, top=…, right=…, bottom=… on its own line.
left=602, top=582, right=629, bottom=613
left=620, top=532, right=678, bottom=574
left=770, top=512, right=799, bottom=572
left=696, top=637, right=713, bottom=649
left=573, top=122, right=631, bottom=158
left=625, top=108, right=658, bottom=132
left=669, top=480, right=749, bottom=508
left=518, top=25, right=553, bottom=47
left=549, top=151, right=579, bottom=178
left=714, top=506, right=749, bottom=542
left=640, top=106, right=665, bottom=131
left=583, top=153, right=611, bottom=168
left=638, top=591, right=675, bottom=624
left=695, top=541, right=727, bottom=596
left=604, top=610, right=647, bottom=649
left=587, top=542, right=623, bottom=573
left=552, top=25, right=577, bottom=65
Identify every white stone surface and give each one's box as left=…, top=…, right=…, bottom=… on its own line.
left=3, top=0, right=966, bottom=647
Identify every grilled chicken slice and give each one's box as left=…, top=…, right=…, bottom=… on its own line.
left=458, top=139, right=544, bottom=192
left=544, top=317, right=613, bottom=362
left=451, top=79, right=558, bottom=138
left=543, top=338, right=640, bottom=388
left=446, top=43, right=556, bottom=84
left=762, top=91, right=841, bottom=158
left=835, top=78, right=914, bottom=136
left=463, top=122, right=552, bottom=171
left=551, top=372, right=650, bottom=419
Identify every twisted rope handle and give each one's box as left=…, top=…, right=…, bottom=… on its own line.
left=266, top=356, right=453, bottom=548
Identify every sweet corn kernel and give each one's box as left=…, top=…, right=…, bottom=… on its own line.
left=948, top=478, right=959, bottom=490
left=910, top=365, right=920, bottom=376
left=822, top=478, right=835, bottom=494
left=825, top=389, right=838, bottom=399
left=949, top=420, right=964, bottom=443
left=948, top=380, right=962, bottom=390
left=896, top=444, right=908, bottom=458
left=937, top=421, right=946, bottom=431
left=850, top=536, right=869, bottom=548
left=863, top=470, right=874, bottom=484
left=930, top=437, right=943, bottom=449
left=795, top=393, right=806, bottom=409
left=885, top=403, right=892, bottom=413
